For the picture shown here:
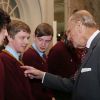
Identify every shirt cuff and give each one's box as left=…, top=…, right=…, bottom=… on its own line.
left=42, top=72, right=46, bottom=83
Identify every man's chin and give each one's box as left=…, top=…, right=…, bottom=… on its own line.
left=40, top=50, right=45, bottom=53
left=0, top=41, right=4, bottom=46
left=0, top=45, right=5, bottom=50
left=18, top=49, right=26, bottom=53
left=0, top=44, right=4, bottom=47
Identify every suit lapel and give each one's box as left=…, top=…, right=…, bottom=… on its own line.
left=74, top=33, right=100, bottom=89
left=81, top=32, right=100, bottom=69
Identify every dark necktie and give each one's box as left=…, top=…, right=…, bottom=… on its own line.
left=73, top=47, right=88, bottom=80
left=81, top=47, right=88, bottom=61
left=42, top=53, right=46, bottom=60
left=19, top=55, right=22, bottom=61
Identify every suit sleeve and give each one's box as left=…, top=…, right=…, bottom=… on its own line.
left=0, top=59, right=5, bottom=100
left=43, top=72, right=73, bottom=93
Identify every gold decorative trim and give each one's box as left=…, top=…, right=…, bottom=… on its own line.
left=2, top=50, right=24, bottom=65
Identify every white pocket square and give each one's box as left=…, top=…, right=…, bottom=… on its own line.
left=81, top=68, right=91, bottom=73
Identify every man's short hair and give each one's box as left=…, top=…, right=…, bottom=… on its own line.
left=7, top=20, right=31, bottom=39
left=35, top=23, right=53, bottom=37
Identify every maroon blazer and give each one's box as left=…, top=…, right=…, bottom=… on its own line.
left=0, top=59, right=4, bottom=100
left=0, top=50, right=35, bottom=100
left=22, top=47, right=52, bottom=100
left=47, top=41, right=81, bottom=100
left=47, top=41, right=80, bottom=77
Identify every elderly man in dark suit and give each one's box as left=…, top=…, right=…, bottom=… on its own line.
left=21, top=10, right=100, bottom=100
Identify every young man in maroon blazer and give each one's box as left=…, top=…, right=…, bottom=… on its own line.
left=0, top=8, right=11, bottom=100
left=47, top=37, right=81, bottom=100
left=22, top=23, right=53, bottom=100
left=0, top=20, right=35, bottom=100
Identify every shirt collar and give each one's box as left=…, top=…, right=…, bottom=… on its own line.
left=86, top=30, right=100, bottom=48
left=5, top=45, right=20, bottom=60
left=32, top=43, right=44, bottom=57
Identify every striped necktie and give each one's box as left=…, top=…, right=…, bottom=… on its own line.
left=81, top=47, right=88, bottom=61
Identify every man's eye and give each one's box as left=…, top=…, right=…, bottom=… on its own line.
left=46, top=40, right=51, bottom=43
left=37, top=38, right=42, bottom=41
left=20, top=37, right=24, bottom=39
left=27, top=37, right=30, bottom=40
left=38, top=39, right=42, bottom=41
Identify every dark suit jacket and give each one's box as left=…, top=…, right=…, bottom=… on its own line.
left=0, top=50, right=34, bottom=100
left=43, top=32, right=100, bottom=100
left=22, top=47, right=52, bottom=100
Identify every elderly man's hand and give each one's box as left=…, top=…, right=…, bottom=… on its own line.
left=21, top=66, right=45, bottom=79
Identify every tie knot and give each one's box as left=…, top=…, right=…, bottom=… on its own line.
left=81, top=47, right=88, bottom=61
left=42, top=53, right=46, bottom=59
left=19, top=55, right=22, bottom=61
left=84, top=47, right=88, bottom=54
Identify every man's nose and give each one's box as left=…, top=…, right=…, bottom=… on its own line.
left=67, top=35, right=70, bottom=41
left=4, top=30, right=8, bottom=36
left=42, top=41, right=46, bottom=46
